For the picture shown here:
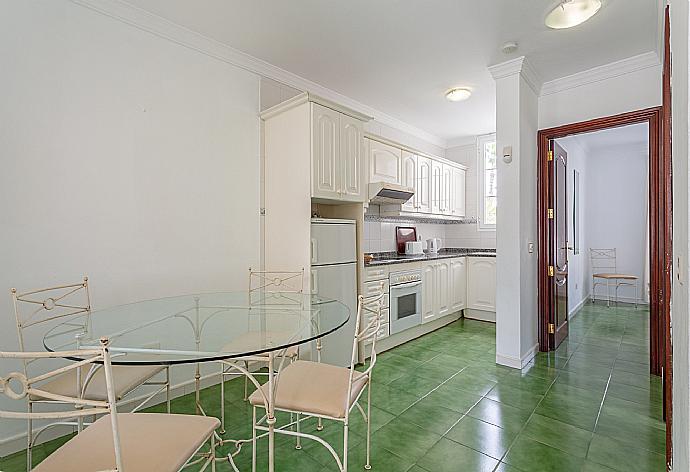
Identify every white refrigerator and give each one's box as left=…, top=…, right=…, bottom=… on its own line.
left=310, top=218, right=357, bottom=367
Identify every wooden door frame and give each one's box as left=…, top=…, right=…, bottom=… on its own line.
left=536, top=105, right=672, bottom=461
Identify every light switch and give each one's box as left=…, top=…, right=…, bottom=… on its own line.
left=502, top=146, right=513, bottom=163
left=528, top=242, right=535, bottom=254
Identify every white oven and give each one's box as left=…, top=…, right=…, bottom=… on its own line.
left=389, top=269, right=422, bottom=334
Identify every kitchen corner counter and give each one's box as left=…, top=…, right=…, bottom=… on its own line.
left=364, top=248, right=496, bottom=267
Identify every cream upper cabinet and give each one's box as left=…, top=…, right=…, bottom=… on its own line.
left=339, top=114, right=364, bottom=201
left=452, top=167, right=466, bottom=217
left=369, top=140, right=402, bottom=185
left=401, top=151, right=417, bottom=212
left=441, top=164, right=453, bottom=215
left=450, top=257, right=467, bottom=312
left=312, top=103, right=339, bottom=198
left=467, top=257, right=497, bottom=311
left=416, top=156, right=432, bottom=214
left=311, top=103, right=365, bottom=202
left=431, top=160, right=443, bottom=214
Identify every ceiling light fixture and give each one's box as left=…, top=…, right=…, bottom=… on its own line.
left=545, top=0, right=602, bottom=29
left=445, top=88, right=472, bottom=102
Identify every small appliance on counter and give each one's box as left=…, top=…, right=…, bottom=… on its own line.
left=426, top=238, right=441, bottom=255
left=405, top=241, right=424, bottom=255
left=395, top=226, right=417, bottom=255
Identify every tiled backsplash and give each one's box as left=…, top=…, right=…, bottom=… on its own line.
left=363, top=221, right=496, bottom=253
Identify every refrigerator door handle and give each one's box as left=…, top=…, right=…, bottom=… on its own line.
left=311, top=238, right=318, bottom=264
left=310, top=269, right=318, bottom=294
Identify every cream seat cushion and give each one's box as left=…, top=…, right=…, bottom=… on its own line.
left=33, top=413, right=219, bottom=472
left=593, top=273, right=638, bottom=280
left=30, top=364, right=164, bottom=402
left=249, top=360, right=368, bottom=419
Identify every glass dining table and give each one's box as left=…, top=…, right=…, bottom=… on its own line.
left=43, top=291, right=351, bottom=472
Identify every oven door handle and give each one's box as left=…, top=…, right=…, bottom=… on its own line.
left=391, top=281, right=422, bottom=290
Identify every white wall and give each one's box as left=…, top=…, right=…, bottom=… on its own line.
left=446, top=142, right=497, bottom=249
left=539, top=65, right=662, bottom=130
left=0, top=0, right=260, bottom=445
left=670, top=0, right=690, bottom=470
left=556, top=137, right=590, bottom=314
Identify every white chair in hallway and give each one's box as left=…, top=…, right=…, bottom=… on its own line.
left=219, top=269, right=304, bottom=432
left=589, top=248, right=639, bottom=308
left=0, top=339, right=219, bottom=472
left=12, top=278, right=171, bottom=470
left=248, top=293, right=383, bottom=472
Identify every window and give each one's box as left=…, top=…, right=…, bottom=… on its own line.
left=478, top=134, right=497, bottom=230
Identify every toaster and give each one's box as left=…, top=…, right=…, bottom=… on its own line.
left=405, top=241, right=424, bottom=255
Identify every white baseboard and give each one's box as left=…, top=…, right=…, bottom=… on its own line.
left=496, top=342, right=539, bottom=370
left=569, top=294, right=590, bottom=318
left=464, top=308, right=496, bottom=323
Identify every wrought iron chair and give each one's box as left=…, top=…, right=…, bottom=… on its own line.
left=248, top=293, right=383, bottom=472
left=12, top=278, right=171, bottom=469
left=589, top=248, right=639, bottom=307
left=219, top=269, right=304, bottom=432
left=0, top=339, right=219, bottom=472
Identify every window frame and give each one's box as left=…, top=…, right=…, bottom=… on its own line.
left=477, top=133, right=497, bottom=231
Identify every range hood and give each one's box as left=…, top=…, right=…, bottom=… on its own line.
left=368, top=182, right=414, bottom=205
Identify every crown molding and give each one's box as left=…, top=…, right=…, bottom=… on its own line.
left=70, top=0, right=447, bottom=148
left=446, top=135, right=479, bottom=149
left=488, top=56, right=542, bottom=95
left=540, top=51, right=661, bottom=96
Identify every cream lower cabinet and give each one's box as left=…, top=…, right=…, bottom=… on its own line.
left=467, top=257, right=497, bottom=311
left=422, top=259, right=450, bottom=323
left=450, top=257, right=467, bottom=312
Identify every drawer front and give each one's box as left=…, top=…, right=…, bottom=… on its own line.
left=364, top=266, right=389, bottom=282
left=362, top=279, right=388, bottom=298
left=364, top=293, right=389, bottom=310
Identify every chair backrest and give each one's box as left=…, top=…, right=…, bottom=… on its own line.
left=590, top=248, right=618, bottom=274
left=248, top=268, right=304, bottom=305
left=0, top=338, right=124, bottom=471
left=347, top=294, right=383, bottom=400
left=11, top=278, right=92, bottom=375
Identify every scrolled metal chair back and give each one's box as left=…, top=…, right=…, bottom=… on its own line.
left=0, top=338, right=124, bottom=471
left=590, top=248, right=618, bottom=273
left=248, top=268, right=305, bottom=306
left=347, top=294, right=383, bottom=400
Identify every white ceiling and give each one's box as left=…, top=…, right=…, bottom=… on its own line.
left=124, top=0, right=660, bottom=143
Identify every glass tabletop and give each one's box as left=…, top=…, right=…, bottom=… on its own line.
left=43, top=292, right=350, bottom=365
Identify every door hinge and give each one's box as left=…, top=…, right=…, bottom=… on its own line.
left=547, top=208, right=554, bottom=219
left=548, top=323, right=555, bottom=334
left=548, top=266, right=554, bottom=277
left=547, top=150, right=553, bottom=161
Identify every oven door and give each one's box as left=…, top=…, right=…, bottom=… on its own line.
left=389, top=280, right=422, bottom=334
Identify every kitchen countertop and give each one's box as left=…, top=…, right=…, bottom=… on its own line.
left=364, top=248, right=496, bottom=266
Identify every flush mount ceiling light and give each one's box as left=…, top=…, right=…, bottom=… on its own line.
left=445, top=88, right=472, bottom=102
left=545, top=0, right=602, bottom=29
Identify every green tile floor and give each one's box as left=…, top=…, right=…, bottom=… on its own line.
left=0, top=302, right=665, bottom=471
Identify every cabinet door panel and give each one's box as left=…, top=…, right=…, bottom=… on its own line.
left=437, top=260, right=450, bottom=316
left=431, top=160, right=443, bottom=214
left=422, top=262, right=435, bottom=323
left=340, top=114, right=364, bottom=201
left=369, top=140, right=402, bottom=185
left=416, top=156, right=432, bottom=213
left=312, top=103, right=340, bottom=198
left=450, top=258, right=467, bottom=311
left=453, top=168, right=466, bottom=217
left=441, top=164, right=453, bottom=215
left=467, top=257, right=497, bottom=311
left=401, top=151, right=417, bottom=211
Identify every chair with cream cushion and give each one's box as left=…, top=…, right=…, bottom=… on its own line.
left=248, top=293, right=383, bottom=472
left=589, top=248, right=639, bottom=307
left=12, top=278, right=171, bottom=470
left=0, top=340, right=219, bottom=472
left=218, top=269, right=303, bottom=432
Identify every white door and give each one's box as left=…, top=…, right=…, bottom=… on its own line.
left=340, top=114, right=364, bottom=202
left=437, top=260, right=450, bottom=316
left=310, top=221, right=357, bottom=265
left=421, top=262, right=435, bottom=323
left=452, top=167, right=466, bottom=217
left=312, top=103, right=340, bottom=199
left=467, top=257, right=497, bottom=311
left=431, top=160, right=443, bottom=214
left=369, top=140, right=402, bottom=185
left=401, top=151, right=417, bottom=212
left=450, top=257, right=467, bottom=312
left=441, top=164, right=453, bottom=215
left=417, top=156, right=432, bottom=213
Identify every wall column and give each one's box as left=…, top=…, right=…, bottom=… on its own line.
left=489, top=57, right=541, bottom=368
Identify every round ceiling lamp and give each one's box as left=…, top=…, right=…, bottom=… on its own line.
left=545, top=0, right=602, bottom=29
left=445, top=88, right=472, bottom=102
